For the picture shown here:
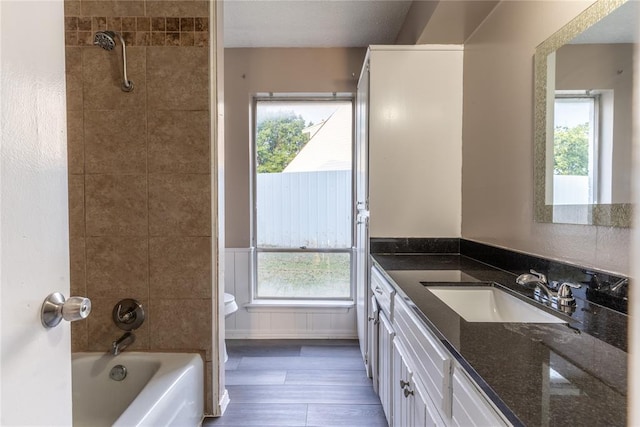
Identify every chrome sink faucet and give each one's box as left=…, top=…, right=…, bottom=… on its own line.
left=516, top=269, right=581, bottom=309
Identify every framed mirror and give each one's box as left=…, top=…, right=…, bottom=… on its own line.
left=534, top=0, right=635, bottom=227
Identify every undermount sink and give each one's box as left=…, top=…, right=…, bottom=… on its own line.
left=427, top=286, right=566, bottom=323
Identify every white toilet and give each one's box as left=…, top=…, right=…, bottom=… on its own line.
left=223, top=293, right=238, bottom=362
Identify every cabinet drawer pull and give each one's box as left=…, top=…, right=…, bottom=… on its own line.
left=374, top=286, right=383, bottom=294
left=399, top=380, right=410, bottom=389
left=404, top=388, right=414, bottom=397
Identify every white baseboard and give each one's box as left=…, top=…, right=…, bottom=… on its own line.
left=218, top=388, right=230, bottom=415
left=226, top=330, right=358, bottom=339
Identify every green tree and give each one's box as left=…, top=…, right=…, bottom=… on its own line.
left=256, top=114, right=309, bottom=173
left=553, top=123, right=589, bottom=176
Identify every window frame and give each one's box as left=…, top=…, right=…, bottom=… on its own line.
left=249, top=93, right=356, bottom=302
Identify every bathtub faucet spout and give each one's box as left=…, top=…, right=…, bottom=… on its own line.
left=111, top=331, right=135, bottom=355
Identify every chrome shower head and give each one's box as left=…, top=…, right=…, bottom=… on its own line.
left=94, top=31, right=117, bottom=51
left=93, top=30, right=133, bottom=92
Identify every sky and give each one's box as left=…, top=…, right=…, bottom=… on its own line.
left=554, top=98, right=592, bottom=128
left=256, top=101, right=350, bottom=126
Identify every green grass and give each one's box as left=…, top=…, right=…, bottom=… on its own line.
left=257, top=252, right=351, bottom=298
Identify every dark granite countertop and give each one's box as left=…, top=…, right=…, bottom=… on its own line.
left=372, top=254, right=627, bottom=427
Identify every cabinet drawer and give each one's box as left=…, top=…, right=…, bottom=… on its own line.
left=371, top=266, right=395, bottom=319
left=452, top=366, right=509, bottom=427
left=394, top=296, right=452, bottom=418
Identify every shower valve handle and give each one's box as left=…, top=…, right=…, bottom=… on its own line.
left=112, top=299, right=145, bottom=331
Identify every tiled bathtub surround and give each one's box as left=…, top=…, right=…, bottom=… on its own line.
left=64, top=16, right=209, bottom=47
left=64, top=0, right=213, bottom=414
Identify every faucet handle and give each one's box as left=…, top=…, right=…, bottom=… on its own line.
left=530, top=269, right=547, bottom=284
left=557, top=282, right=581, bottom=298
left=112, top=299, right=145, bottom=331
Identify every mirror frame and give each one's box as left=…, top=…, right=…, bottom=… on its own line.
left=534, top=0, right=632, bottom=228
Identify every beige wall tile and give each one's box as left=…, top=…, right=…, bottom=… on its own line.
left=71, top=322, right=88, bottom=352
left=86, top=236, right=149, bottom=299
left=148, top=110, right=210, bottom=173
left=149, top=174, right=211, bottom=236
left=194, top=32, right=209, bottom=48
left=64, top=0, right=81, bottom=16
left=147, top=47, right=209, bottom=110
left=92, top=17, right=107, bottom=32
left=78, top=17, right=92, bottom=32
left=68, top=174, right=85, bottom=237
left=107, top=17, right=123, bottom=32
left=80, top=0, right=145, bottom=17
left=149, top=237, right=211, bottom=299
left=69, top=236, right=86, bottom=296
left=66, top=31, right=79, bottom=47
left=83, top=47, right=146, bottom=111
left=148, top=298, right=211, bottom=358
left=84, top=110, right=147, bottom=174
left=65, top=47, right=83, bottom=111
left=66, top=110, right=84, bottom=174
left=87, top=297, right=150, bottom=352
left=85, top=174, right=148, bottom=236
left=145, top=1, right=209, bottom=17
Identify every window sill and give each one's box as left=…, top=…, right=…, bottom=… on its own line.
left=244, top=300, right=355, bottom=313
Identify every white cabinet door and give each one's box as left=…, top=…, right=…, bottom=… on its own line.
left=452, top=367, right=509, bottom=427
left=379, top=311, right=394, bottom=424
left=393, top=336, right=446, bottom=427
left=392, top=337, right=414, bottom=427
left=413, top=378, right=447, bottom=427
left=370, top=296, right=380, bottom=392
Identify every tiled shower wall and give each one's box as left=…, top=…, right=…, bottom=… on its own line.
left=64, top=0, right=214, bottom=413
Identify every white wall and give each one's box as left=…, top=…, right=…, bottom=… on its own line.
left=462, top=1, right=630, bottom=276
left=224, top=249, right=357, bottom=339
left=1, top=0, right=72, bottom=424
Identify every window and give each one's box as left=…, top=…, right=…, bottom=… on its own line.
left=251, top=96, right=353, bottom=300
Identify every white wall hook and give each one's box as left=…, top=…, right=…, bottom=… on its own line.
left=41, top=292, right=92, bottom=328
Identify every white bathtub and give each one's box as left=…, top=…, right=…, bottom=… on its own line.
left=72, top=352, right=204, bottom=427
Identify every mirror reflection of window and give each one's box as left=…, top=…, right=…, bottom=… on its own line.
left=553, top=93, right=597, bottom=206
left=554, top=89, right=615, bottom=207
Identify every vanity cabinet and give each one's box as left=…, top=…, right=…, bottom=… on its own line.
left=379, top=309, right=394, bottom=422
left=451, top=365, right=508, bottom=427
left=393, top=337, right=445, bottom=427
left=371, top=266, right=396, bottom=423
left=372, top=265, right=512, bottom=427
left=393, top=295, right=450, bottom=426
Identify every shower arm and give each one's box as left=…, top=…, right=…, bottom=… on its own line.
left=114, top=32, right=133, bottom=92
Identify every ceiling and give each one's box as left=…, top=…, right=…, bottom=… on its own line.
left=223, top=0, right=413, bottom=48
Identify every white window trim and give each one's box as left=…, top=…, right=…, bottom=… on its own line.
left=249, top=94, right=356, bottom=304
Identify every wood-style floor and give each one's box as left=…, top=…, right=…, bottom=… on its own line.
left=203, top=339, right=388, bottom=427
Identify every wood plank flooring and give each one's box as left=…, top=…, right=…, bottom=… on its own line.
left=203, top=339, right=388, bottom=427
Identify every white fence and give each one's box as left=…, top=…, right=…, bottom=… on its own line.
left=553, top=175, right=590, bottom=205
left=257, top=171, right=352, bottom=248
